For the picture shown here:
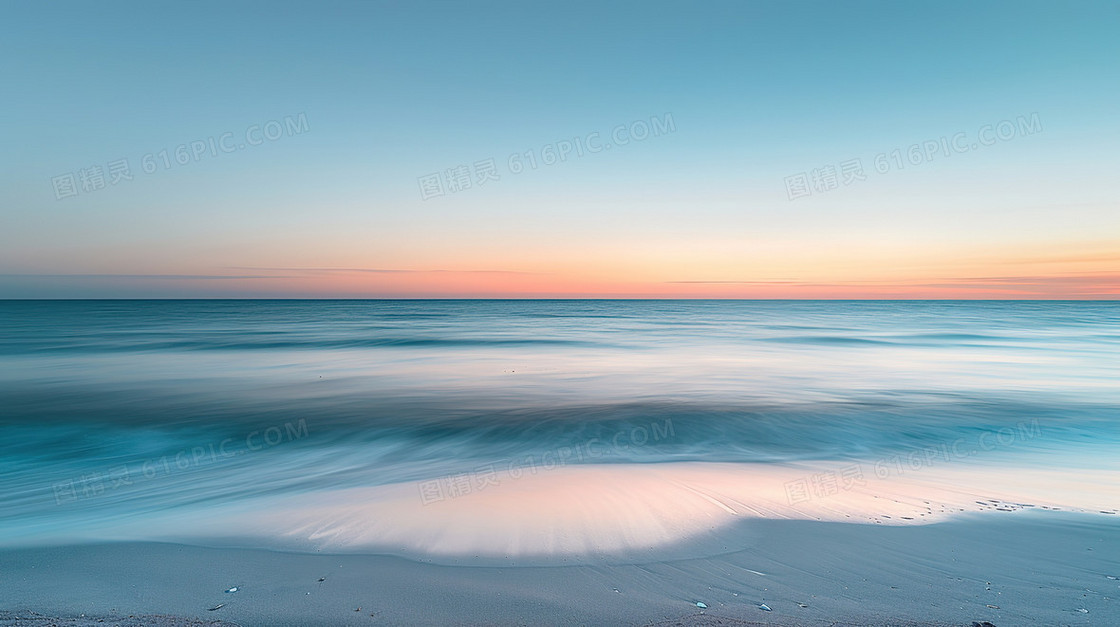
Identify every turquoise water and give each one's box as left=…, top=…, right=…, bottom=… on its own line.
left=1, top=300, right=1117, bottom=544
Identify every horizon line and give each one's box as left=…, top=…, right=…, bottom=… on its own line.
left=2, top=297, right=1118, bottom=302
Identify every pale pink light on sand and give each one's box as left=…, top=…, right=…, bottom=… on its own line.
left=243, top=461, right=1118, bottom=558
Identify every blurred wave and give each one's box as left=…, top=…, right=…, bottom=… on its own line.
left=0, top=300, right=1117, bottom=544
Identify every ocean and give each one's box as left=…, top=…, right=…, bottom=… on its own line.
left=1, top=300, right=1117, bottom=551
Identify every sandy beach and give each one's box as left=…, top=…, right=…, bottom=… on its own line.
left=4, top=460, right=1118, bottom=625
left=2, top=511, right=1116, bottom=626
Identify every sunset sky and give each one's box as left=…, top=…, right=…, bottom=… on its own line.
left=1, top=1, right=1117, bottom=298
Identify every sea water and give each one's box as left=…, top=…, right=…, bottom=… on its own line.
left=1, top=300, right=1117, bottom=550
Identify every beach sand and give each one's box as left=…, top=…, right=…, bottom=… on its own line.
left=1, top=512, right=1115, bottom=626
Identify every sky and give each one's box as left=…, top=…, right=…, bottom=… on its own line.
left=1, top=0, right=1118, bottom=298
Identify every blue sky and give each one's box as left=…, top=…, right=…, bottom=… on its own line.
left=1, top=1, right=1118, bottom=297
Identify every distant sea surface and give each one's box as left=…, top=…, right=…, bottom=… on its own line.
left=1, top=300, right=1117, bottom=545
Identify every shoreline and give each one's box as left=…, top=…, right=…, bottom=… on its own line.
left=13, top=457, right=1118, bottom=564
left=2, top=512, right=1115, bottom=626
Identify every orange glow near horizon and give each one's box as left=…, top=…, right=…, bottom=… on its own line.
left=188, top=239, right=1119, bottom=298
left=7, top=238, right=1117, bottom=299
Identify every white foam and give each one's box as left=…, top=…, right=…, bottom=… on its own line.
left=212, top=460, right=1116, bottom=558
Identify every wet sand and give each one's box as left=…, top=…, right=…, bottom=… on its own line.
left=2, top=513, right=1116, bottom=626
